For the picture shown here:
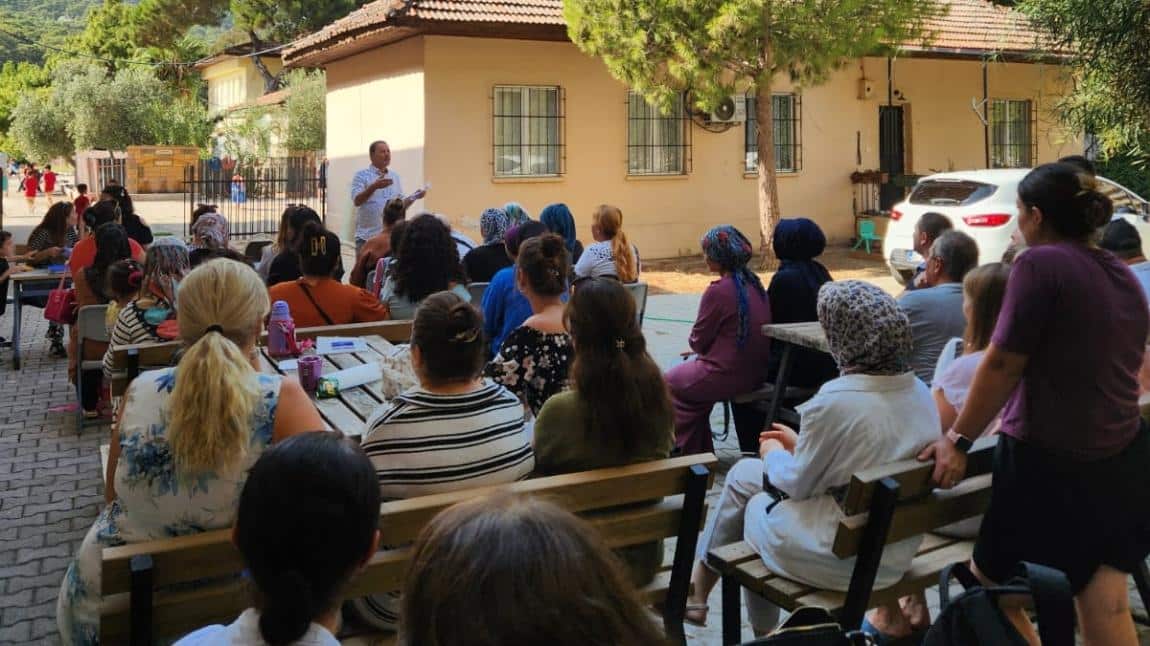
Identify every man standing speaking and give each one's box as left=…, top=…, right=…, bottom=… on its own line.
left=351, top=140, right=426, bottom=255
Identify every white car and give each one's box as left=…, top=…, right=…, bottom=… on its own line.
left=883, top=169, right=1150, bottom=285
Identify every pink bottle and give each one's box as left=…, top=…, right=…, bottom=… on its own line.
left=267, top=300, right=297, bottom=358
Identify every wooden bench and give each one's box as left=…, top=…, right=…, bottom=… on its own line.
left=98, top=453, right=717, bottom=645
left=708, top=437, right=997, bottom=645
left=106, top=320, right=414, bottom=397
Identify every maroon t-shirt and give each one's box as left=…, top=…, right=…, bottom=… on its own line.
left=992, top=243, right=1148, bottom=460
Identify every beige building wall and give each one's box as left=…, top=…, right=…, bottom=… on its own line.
left=322, top=35, right=1079, bottom=258
left=324, top=37, right=429, bottom=242
left=202, top=57, right=286, bottom=113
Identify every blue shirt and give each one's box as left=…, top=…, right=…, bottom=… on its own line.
left=482, top=267, right=532, bottom=356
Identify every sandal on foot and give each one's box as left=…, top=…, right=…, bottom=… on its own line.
left=684, top=602, right=709, bottom=627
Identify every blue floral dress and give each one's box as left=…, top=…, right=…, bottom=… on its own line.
left=57, top=368, right=282, bottom=645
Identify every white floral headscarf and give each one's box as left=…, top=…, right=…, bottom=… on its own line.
left=817, top=280, right=911, bottom=376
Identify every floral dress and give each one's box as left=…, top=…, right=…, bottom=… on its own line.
left=484, top=326, right=573, bottom=416
left=57, top=368, right=282, bottom=645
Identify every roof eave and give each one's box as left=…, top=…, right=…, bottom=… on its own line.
left=284, top=21, right=569, bottom=69
left=897, top=45, right=1067, bottom=64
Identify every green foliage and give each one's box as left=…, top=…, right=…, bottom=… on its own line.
left=216, top=107, right=277, bottom=164
left=9, top=90, right=72, bottom=162
left=0, top=0, right=100, bottom=66
left=74, top=0, right=140, bottom=73
left=284, top=69, right=325, bottom=152
left=1097, top=155, right=1150, bottom=201
left=565, top=0, right=939, bottom=113
left=8, top=63, right=212, bottom=159
left=564, top=0, right=940, bottom=255
left=1017, top=0, right=1150, bottom=158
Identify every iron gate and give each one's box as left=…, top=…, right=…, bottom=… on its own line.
left=182, top=157, right=326, bottom=238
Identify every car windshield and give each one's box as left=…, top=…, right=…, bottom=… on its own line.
left=909, top=180, right=996, bottom=207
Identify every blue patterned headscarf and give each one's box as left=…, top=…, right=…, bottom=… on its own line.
left=480, top=208, right=509, bottom=245
left=539, top=203, right=578, bottom=254
left=504, top=202, right=530, bottom=226
left=701, top=225, right=765, bottom=347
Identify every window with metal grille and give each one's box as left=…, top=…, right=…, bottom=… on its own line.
left=493, top=86, right=564, bottom=177
left=628, top=92, right=690, bottom=175
left=745, top=94, right=803, bottom=173
left=989, top=99, right=1036, bottom=169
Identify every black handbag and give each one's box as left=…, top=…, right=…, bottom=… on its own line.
left=742, top=607, right=873, bottom=646
left=923, top=561, right=1074, bottom=646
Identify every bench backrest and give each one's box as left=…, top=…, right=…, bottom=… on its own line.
left=99, top=453, right=716, bottom=644
left=107, top=320, right=414, bottom=396
left=830, top=435, right=996, bottom=559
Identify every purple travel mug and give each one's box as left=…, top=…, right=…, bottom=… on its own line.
left=298, top=355, right=323, bottom=393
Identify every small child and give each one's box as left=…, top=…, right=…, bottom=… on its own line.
left=104, top=259, right=143, bottom=335
left=74, top=184, right=91, bottom=233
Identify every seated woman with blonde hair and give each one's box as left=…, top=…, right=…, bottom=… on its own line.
left=572, top=204, right=640, bottom=283
left=57, top=259, right=324, bottom=646
left=401, top=494, right=667, bottom=646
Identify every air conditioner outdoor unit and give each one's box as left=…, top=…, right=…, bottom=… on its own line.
left=708, top=96, right=747, bottom=124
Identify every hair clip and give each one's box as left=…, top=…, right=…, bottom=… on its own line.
left=615, top=338, right=626, bottom=350
left=310, top=235, right=327, bottom=256
left=128, top=270, right=144, bottom=288
left=452, top=328, right=480, bottom=343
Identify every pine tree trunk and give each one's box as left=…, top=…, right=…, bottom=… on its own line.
left=248, top=31, right=282, bottom=93
left=755, top=8, right=780, bottom=269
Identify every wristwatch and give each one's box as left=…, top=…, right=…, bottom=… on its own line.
left=947, top=429, right=973, bottom=454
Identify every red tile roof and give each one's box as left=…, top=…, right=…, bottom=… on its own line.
left=910, top=0, right=1052, bottom=58
left=284, top=0, right=1054, bottom=68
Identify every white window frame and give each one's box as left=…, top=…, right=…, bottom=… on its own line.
left=492, top=85, right=564, bottom=178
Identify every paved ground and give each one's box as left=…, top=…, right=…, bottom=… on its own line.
left=1, top=293, right=1148, bottom=644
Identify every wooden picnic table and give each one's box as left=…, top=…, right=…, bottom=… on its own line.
left=8, top=267, right=69, bottom=369
left=760, top=322, right=829, bottom=428
left=256, top=334, right=402, bottom=439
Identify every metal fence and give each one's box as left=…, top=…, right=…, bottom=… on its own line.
left=182, top=157, right=326, bottom=238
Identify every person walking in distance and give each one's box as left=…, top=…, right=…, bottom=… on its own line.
left=43, top=164, right=57, bottom=196
left=351, top=140, right=427, bottom=256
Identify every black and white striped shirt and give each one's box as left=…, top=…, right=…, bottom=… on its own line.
left=361, top=382, right=534, bottom=500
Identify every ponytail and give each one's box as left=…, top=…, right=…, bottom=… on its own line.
left=237, top=433, right=381, bottom=646
left=258, top=570, right=315, bottom=646
left=611, top=229, right=637, bottom=283
left=168, top=330, right=261, bottom=476
left=594, top=205, right=636, bottom=282
left=168, top=259, right=270, bottom=477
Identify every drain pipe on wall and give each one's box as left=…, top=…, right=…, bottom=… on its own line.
left=983, top=60, right=990, bottom=169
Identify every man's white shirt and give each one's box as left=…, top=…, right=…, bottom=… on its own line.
left=351, top=167, right=404, bottom=240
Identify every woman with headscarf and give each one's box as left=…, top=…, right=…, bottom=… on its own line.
left=665, top=225, right=772, bottom=455
left=766, top=218, right=839, bottom=388
left=462, top=207, right=513, bottom=283
left=539, top=202, right=583, bottom=265
left=504, top=202, right=531, bottom=226
left=102, top=238, right=191, bottom=376
left=482, top=221, right=549, bottom=356
left=683, top=281, right=939, bottom=633
left=189, top=212, right=230, bottom=251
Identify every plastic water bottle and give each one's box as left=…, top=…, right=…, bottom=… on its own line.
left=267, top=300, right=297, bottom=358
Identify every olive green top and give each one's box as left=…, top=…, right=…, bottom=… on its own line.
left=533, top=390, right=675, bottom=585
